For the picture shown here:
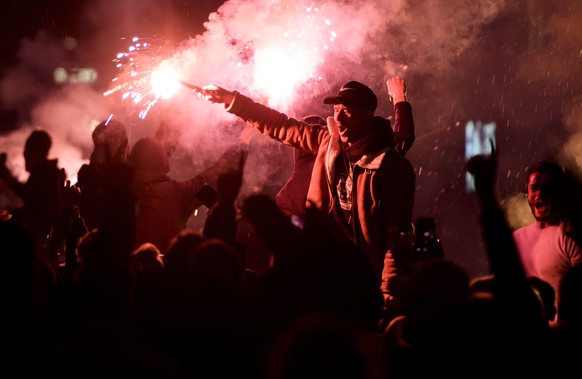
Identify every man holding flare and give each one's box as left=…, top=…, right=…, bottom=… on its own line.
left=195, top=77, right=416, bottom=302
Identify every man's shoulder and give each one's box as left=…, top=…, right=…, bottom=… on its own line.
left=363, top=147, right=415, bottom=185
left=30, top=159, right=63, bottom=179
left=513, top=222, right=538, bottom=235
left=380, top=146, right=414, bottom=169
left=34, top=158, right=60, bottom=171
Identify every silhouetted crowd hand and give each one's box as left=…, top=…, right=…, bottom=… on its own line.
left=2, top=116, right=582, bottom=379
left=466, top=139, right=497, bottom=208
left=216, top=153, right=245, bottom=206
left=61, top=179, right=81, bottom=208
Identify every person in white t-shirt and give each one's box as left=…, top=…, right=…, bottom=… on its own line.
left=513, top=160, right=582, bottom=324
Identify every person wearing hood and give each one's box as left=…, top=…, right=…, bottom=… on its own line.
left=76, top=119, right=133, bottom=231
left=0, top=129, right=66, bottom=253
left=128, top=134, right=248, bottom=254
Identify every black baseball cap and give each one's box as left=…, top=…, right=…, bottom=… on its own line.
left=323, top=81, right=378, bottom=111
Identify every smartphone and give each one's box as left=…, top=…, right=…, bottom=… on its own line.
left=414, top=217, right=444, bottom=258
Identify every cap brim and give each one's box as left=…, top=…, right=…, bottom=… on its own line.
left=323, top=96, right=342, bottom=105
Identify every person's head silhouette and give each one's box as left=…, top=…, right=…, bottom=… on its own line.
left=24, top=129, right=52, bottom=172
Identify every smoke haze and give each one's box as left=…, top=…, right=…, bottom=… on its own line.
left=1, top=0, right=581, bottom=276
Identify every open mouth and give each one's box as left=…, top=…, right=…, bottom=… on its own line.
left=533, top=200, right=551, bottom=216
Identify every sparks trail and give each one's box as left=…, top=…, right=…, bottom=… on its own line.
left=104, top=37, right=183, bottom=120
left=104, top=4, right=336, bottom=118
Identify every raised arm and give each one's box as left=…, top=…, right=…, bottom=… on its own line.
left=466, top=143, right=544, bottom=331
left=386, top=78, right=415, bottom=155
left=198, top=84, right=328, bottom=155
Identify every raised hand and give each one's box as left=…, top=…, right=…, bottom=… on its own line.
left=466, top=139, right=497, bottom=206
left=62, top=179, right=81, bottom=208
left=216, top=152, right=246, bottom=206
left=198, top=84, right=236, bottom=106
left=386, top=77, right=407, bottom=104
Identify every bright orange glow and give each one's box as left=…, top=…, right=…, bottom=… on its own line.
left=253, top=45, right=318, bottom=105
left=151, top=61, right=181, bottom=99
left=104, top=37, right=187, bottom=119
left=249, top=5, right=332, bottom=107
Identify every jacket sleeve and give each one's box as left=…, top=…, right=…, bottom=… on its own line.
left=379, top=150, right=417, bottom=296
left=227, top=92, right=328, bottom=155
left=392, top=102, right=415, bottom=155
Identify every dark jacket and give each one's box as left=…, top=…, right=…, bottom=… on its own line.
left=8, top=159, right=65, bottom=251
left=77, top=162, right=134, bottom=231
left=131, top=144, right=246, bottom=253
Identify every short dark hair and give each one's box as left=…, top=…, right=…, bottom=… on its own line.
left=527, top=160, right=564, bottom=180
left=527, top=160, right=568, bottom=215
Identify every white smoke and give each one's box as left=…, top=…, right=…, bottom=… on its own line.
left=1, top=0, right=581, bottom=276
left=0, top=0, right=511, bottom=188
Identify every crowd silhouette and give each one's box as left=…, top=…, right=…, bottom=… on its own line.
left=1, top=119, right=582, bottom=379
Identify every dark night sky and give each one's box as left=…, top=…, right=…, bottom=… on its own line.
left=1, top=0, right=581, bottom=277
left=1, top=0, right=224, bottom=75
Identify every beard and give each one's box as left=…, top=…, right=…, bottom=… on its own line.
left=532, top=203, right=551, bottom=221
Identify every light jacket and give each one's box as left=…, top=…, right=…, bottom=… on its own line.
left=227, top=93, right=416, bottom=293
